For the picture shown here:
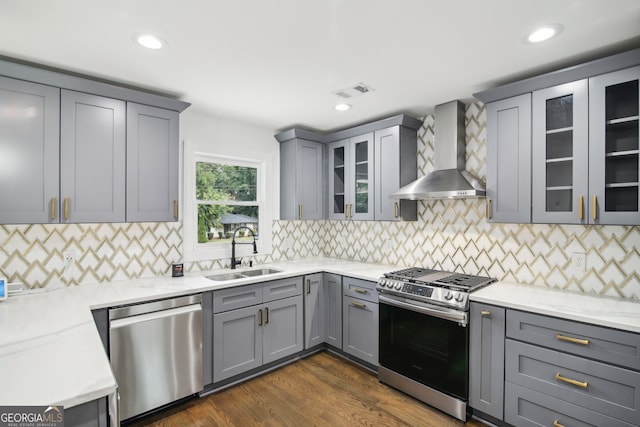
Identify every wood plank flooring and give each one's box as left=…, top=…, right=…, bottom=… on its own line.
left=128, top=351, right=487, bottom=427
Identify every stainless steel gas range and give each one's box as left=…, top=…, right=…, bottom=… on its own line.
left=377, top=267, right=496, bottom=422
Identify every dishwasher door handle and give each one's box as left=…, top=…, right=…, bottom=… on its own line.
left=110, top=303, right=201, bottom=329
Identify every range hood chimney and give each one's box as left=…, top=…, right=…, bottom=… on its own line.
left=390, top=100, right=486, bottom=200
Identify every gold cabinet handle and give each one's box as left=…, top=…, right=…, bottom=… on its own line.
left=555, top=372, right=588, bottom=389
left=393, top=202, right=398, bottom=218
left=51, top=197, right=56, bottom=220
left=351, top=301, right=366, bottom=309
left=307, top=279, right=311, bottom=294
left=354, top=288, right=368, bottom=294
left=258, top=308, right=263, bottom=326
left=265, top=307, right=269, bottom=324
left=173, top=200, right=178, bottom=219
left=553, top=420, right=565, bottom=427
left=298, top=204, right=303, bottom=220
left=578, top=195, right=584, bottom=220
left=487, top=199, right=492, bottom=220
left=344, top=204, right=348, bottom=219
left=64, top=197, right=69, bottom=220
left=349, top=204, right=353, bottom=218
left=556, top=334, right=589, bottom=346
left=592, top=195, right=597, bottom=220
left=481, top=310, right=491, bottom=317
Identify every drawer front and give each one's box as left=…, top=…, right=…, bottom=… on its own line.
left=505, top=339, right=640, bottom=425
left=505, top=382, right=635, bottom=427
left=262, top=277, right=303, bottom=303
left=343, top=277, right=378, bottom=303
left=213, top=284, right=263, bottom=313
left=507, top=309, right=640, bottom=370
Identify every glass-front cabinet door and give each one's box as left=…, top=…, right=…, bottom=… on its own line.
left=589, top=66, right=640, bottom=225
left=532, top=80, right=588, bottom=223
left=328, top=133, right=374, bottom=220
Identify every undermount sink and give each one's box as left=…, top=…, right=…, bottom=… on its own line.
left=205, top=268, right=283, bottom=282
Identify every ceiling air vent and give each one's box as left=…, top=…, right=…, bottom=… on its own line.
left=332, top=82, right=375, bottom=99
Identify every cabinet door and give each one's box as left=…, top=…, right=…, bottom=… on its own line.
left=343, top=296, right=378, bottom=366
left=374, top=127, right=417, bottom=221
left=469, top=302, right=505, bottom=420
left=304, top=273, right=324, bottom=349
left=60, top=90, right=126, bottom=223
left=486, top=94, right=532, bottom=223
left=589, top=66, right=640, bottom=225
left=324, top=273, right=342, bottom=349
left=263, top=295, right=303, bottom=364
left=297, top=140, right=325, bottom=220
left=213, top=305, right=262, bottom=382
left=0, top=76, right=60, bottom=224
left=349, top=133, right=374, bottom=220
left=126, top=103, right=179, bottom=222
left=328, top=138, right=350, bottom=219
left=532, top=80, right=589, bottom=224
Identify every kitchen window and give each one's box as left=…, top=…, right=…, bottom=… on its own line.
left=184, top=151, right=268, bottom=263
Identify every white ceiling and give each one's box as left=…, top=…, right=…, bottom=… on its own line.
left=1, top=0, right=639, bottom=132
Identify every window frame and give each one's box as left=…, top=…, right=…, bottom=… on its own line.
left=184, top=150, right=269, bottom=263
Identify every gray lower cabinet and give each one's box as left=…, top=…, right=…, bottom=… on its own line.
left=60, top=90, right=126, bottom=223
left=304, top=273, right=324, bottom=349
left=323, top=273, right=342, bottom=349
left=342, top=277, right=378, bottom=366
left=373, top=126, right=417, bottom=221
left=486, top=93, right=532, bottom=223
left=64, top=397, right=108, bottom=427
left=213, top=278, right=303, bottom=382
left=126, top=103, right=179, bottom=222
left=469, top=302, right=505, bottom=420
left=279, top=138, right=325, bottom=220
left=0, top=76, right=60, bottom=224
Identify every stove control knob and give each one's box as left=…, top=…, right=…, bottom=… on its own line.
left=394, top=282, right=402, bottom=290
left=387, top=281, right=394, bottom=288
left=444, top=291, right=453, bottom=300
left=454, top=293, right=464, bottom=302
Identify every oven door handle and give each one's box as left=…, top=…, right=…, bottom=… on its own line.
left=379, top=294, right=468, bottom=326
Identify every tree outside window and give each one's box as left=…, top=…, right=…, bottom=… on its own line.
left=196, top=162, right=259, bottom=243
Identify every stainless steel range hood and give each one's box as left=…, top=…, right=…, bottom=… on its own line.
left=390, top=100, right=486, bottom=200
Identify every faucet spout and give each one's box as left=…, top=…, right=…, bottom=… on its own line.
left=230, top=226, right=257, bottom=269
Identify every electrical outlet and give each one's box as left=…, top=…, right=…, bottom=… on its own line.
left=63, top=250, right=75, bottom=267
left=572, top=252, right=586, bottom=272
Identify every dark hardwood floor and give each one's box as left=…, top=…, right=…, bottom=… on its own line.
left=129, top=351, right=487, bottom=427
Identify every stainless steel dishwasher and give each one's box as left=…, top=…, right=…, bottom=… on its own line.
left=109, top=294, right=203, bottom=421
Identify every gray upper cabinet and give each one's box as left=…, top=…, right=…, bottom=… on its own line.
left=532, top=80, right=589, bottom=224
left=126, top=103, right=179, bottom=222
left=469, top=302, right=505, bottom=421
left=0, top=76, right=60, bottom=224
left=279, top=138, right=325, bottom=220
left=304, top=273, right=324, bottom=349
left=589, top=66, right=640, bottom=225
left=329, top=133, right=374, bottom=220
left=374, top=126, right=417, bottom=221
left=61, top=90, right=126, bottom=223
left=486, top=94, right=532, bottom=223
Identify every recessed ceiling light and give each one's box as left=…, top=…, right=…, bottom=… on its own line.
left=334, top=103, right=352, bottom=111
left=134, top=33, right=168, bottom=50
left=526, top=24, right=562, bottom=43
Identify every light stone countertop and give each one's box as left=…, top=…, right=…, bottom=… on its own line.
left=470, top=281, right=640, bottom=333
left=1, top=257, right=638, bottom=411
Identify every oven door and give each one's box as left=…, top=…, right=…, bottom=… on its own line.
left=379, top=294, right=469, bottom=400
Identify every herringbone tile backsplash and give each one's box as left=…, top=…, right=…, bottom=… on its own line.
left=1, top=102, right=639, bottom=299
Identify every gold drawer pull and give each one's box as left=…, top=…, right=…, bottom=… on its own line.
left=64, top=197, right=69, bottom=220
left=553, top=420, right=565, bottom=427
left=481, top=310, right=491, bottom=317
left=258, top=308, right=263, bottom=326
left=173, top=200, right=178, bottom=219
left=51, top=197, right=56, bottom=220
left=556, top=334, right=589, bottom=346
left=307, top=279, right=311, bottom=295
left=298, top=204, right=303, bottom=220
left=555, top=372, right=588, bottom=389
left=351, top=302, right=366, bottom=309
left=487, top=199, right=492, bottom=219
left=354, top=288, right=368, bottom=294
left=578, top=195, right=584, bottom=220
left=265, top=307, right=269, bottom=324
left=592, top=195, right=597, bottom=220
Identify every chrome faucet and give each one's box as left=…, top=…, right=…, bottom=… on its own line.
left=231, top=226, right=257, bottom=269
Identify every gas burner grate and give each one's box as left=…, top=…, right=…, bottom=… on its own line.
left=386, top=267, right=439, bottom=279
